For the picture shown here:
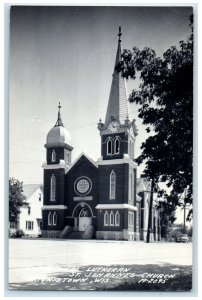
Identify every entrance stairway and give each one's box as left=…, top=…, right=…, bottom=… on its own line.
left=59, top=226, right=72, bottom=238
left=63, top=225, right=95, bottom=239
left=67, top=231, right=83, bottom=239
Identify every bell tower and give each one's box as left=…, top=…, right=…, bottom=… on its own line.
left=96, top=27, right=139, bottom=241
left=41, top=103, right=73, bottom=238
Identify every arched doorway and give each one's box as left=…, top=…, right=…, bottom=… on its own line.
left=72, top=203, right=93, bottom=232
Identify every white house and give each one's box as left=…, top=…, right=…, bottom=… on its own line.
left=10, top=184, right=43, bottom=237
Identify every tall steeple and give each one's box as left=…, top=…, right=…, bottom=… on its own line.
left=104, top=26, right=129, bottom=125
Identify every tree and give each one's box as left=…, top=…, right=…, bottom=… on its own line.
left=117, top=15, right=193, bottom=220
left=9, top=177, right=26, bottom=223
left=158, top=200, right=176, bottom=240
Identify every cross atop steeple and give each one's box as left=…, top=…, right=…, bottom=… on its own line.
left=118, top=26, right=122, bottom=43
left=55, top=102, right=64, bottom=127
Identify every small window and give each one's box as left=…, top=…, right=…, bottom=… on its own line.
left=28, top=206, right=31, bottom=215
left=114, top=137, right=120, bottom=154
left=39, top=193, right=41, bottom=201
left=53, top=211, right=57, bottom=226
left=50, top=174, right=56, bottom=201
left=26, top=221, right=34, bottom=230
left=115, top=211, right=120, bottom=226
left=48, top=211, right=52, bottom=225
left=107, top=138, right=113, bottom=155
left=51, top=150, right=56, bottom=162
left=10, top=222, right=16, bottom=229
left=110, top=211, right=114, bottom=226
left=109, top=170, right=116, bottom=199
left=104, top=211, right=109, bottom=226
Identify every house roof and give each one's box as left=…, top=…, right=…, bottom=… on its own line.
left=23, top=184, right=42, bottom=199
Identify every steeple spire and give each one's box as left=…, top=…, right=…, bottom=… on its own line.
left=118, top=26, right=122, bottom=43
left=55, top=102, right=64, bottom=127
left=104, top=27, right=129, bottom=125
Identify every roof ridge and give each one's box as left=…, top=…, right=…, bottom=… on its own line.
left=66, top=152, right=98, bottom=174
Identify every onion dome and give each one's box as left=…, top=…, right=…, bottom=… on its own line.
left=46, top=102, right=72, bottom=147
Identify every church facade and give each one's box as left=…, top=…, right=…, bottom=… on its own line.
left=41, top=29, right=161, bottom=241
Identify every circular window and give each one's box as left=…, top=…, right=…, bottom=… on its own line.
left=74, top=177, right=92, bottom=196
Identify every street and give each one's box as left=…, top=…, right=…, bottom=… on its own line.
left=8, top=238, right=192, bottom=290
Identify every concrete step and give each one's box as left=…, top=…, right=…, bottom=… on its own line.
left=67, top=231, right=83, bottom=239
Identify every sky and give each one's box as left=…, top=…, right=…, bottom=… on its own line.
left=9, top=5, right=193, bottom=187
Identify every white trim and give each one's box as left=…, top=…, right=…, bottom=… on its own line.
left=106, top=137, right=113, bottom=155
left=42, top=205, right=67, bottom=210
left=66, top=152, right=98, bottom=174
left=97, top=156, right=137, bottom=169
left=72, top=202, right=96, bottom=217
left=115, top=211, right=120, bottom=226
left=74, top=196, right=93, bottom=201
left=74, top=176, right=92, bottom=196
left=114, top=136, right=121, bottom=154
left=95, top=204, right=137, bottom=211
left=42, top=160, right=68, bottom=171
left=110, top=211, right=114, bottom=225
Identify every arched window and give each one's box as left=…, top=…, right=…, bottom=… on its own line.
left=109, top=170, right=116, bottom=199
left=114, top=137, right=120, bottom=154
left=115, top=211, right=120, bottom=226
left=50, top=174, right=56, bottom=201
left=107, top=138, right=113, bottom=155
left=104, top=211, right=109, bottom=226
left=48, top=211, right=52, bottom=225
left=53, top=211, right=57, bottom=226
left=51, top=150, right=56, bottom=162
left=110, top=211, right=114, bottom=226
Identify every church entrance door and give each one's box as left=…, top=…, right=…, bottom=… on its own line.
left=78, top=208, right=92, bottom=232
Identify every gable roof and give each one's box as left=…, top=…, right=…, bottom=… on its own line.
left=66, top=152, right=98, bottom=174
left=23, top=184, right=43, bottom=199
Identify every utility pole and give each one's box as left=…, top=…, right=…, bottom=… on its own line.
left=146, top=177, right=155, bottom=243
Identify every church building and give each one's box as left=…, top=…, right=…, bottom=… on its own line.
left=41, top=28, right=161, bottom=241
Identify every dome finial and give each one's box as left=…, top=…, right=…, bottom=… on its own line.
left=118, top=26, right=122, bottom=43
left=55, top=102, right=64, bottom=127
